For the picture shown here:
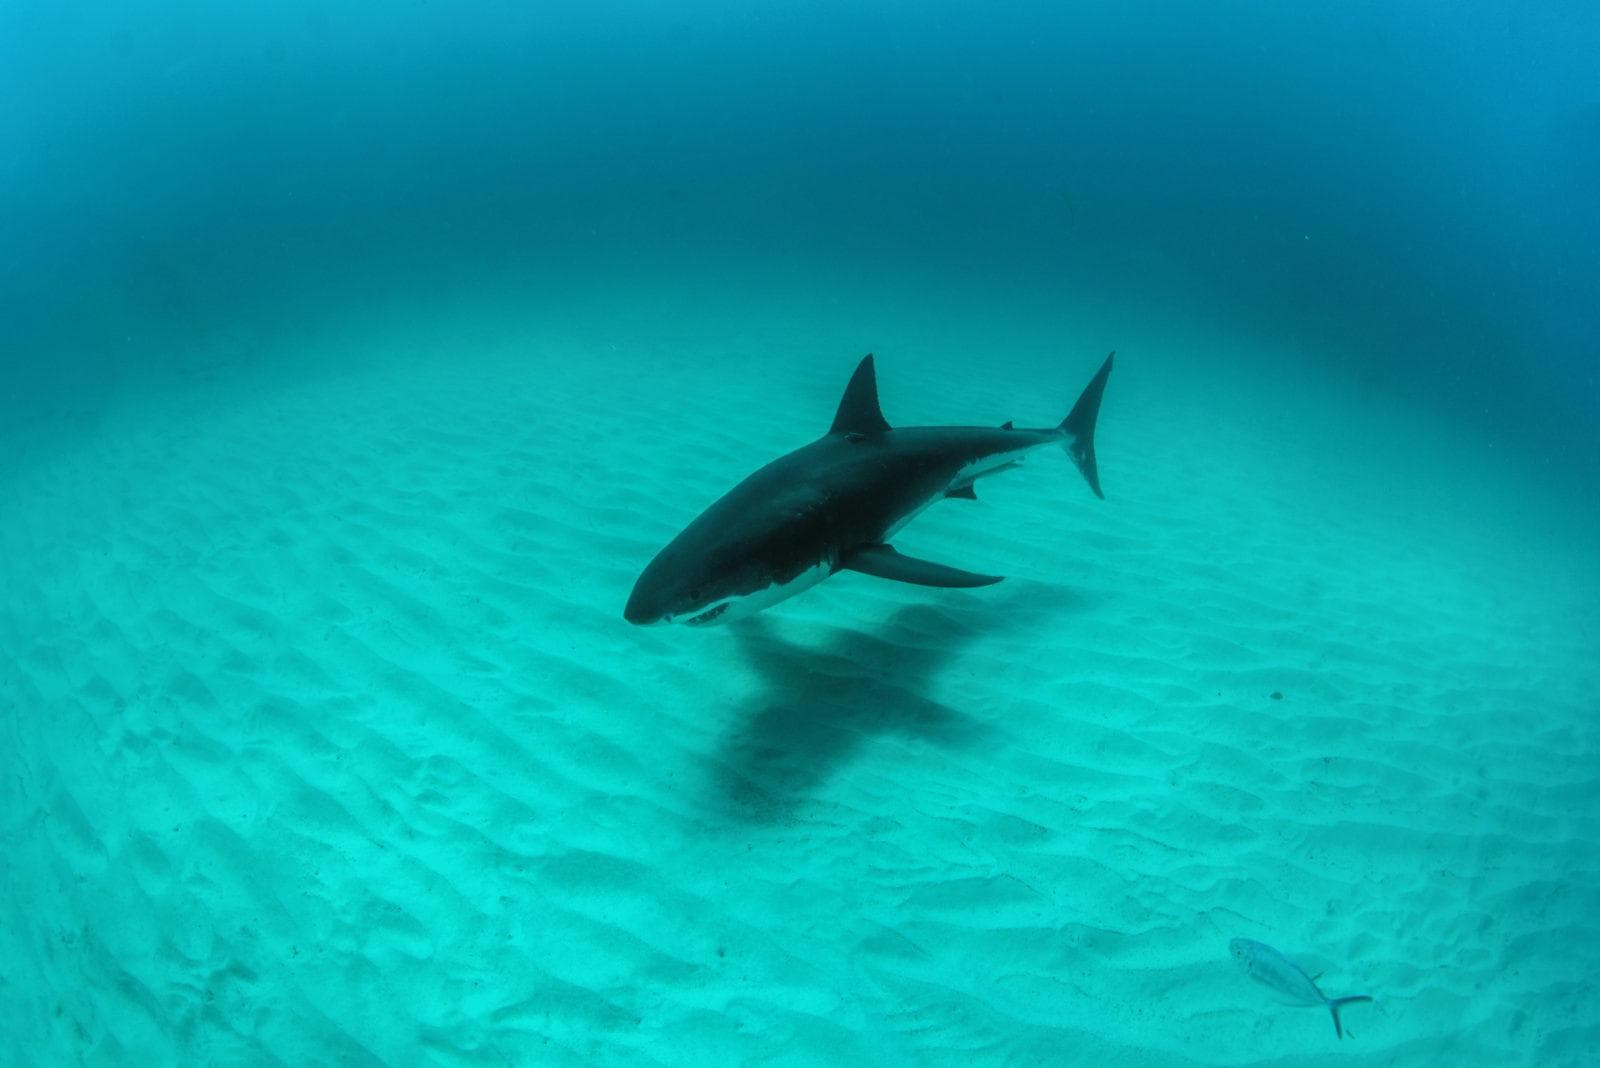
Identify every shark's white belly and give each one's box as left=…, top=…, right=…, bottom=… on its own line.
left=689, top=561, right=833, bottom=625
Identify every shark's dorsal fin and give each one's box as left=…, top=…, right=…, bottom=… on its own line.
left=829, top=354, right=892, bottom=436
left=999, top=420, right=1013, bottom=430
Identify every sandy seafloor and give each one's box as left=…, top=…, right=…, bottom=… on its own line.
left=2, top=274, right=1597, bottom=1066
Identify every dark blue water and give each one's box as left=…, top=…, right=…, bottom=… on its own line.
left=4, top=2, right=1596, bottom=468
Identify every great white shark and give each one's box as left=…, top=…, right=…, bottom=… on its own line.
left=624, top=351, right=1114, bottom=626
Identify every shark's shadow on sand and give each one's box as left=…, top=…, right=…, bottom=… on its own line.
left=709, top=582, right=1087, bottom=821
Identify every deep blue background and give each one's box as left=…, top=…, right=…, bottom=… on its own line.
left=3, top=1, right=1596, bottom=466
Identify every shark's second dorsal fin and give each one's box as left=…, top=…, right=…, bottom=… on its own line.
left=829, top=354, right=892, bottom=436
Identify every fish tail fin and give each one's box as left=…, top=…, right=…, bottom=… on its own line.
left=1328, top=995, right=1373, bottom=1039
left=1060, top=351, right=1114, bottom=499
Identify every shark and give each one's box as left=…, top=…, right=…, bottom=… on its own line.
left=623, top=350, right=1114, bottom=626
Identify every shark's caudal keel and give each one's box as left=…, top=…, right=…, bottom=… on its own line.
left=623, top=350, right=1114, bottom=626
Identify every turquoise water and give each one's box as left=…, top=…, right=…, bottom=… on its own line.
left=3, top=4, right=1597, bottom=1065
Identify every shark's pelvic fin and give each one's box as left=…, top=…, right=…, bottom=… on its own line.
left=1061, top=350, right=1115, bottom=499
left=830, top=354, right=893, bottom=436
left=840, top=544, right=1004, bottom=588
left=945, top=483, right=978, bottom=500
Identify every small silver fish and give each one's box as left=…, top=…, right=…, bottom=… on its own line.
left=1230, top=937, right=1373, bottom=1039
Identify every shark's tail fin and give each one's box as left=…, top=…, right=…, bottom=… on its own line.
left=1060, top=351, right=1115, bottom=499
left=1328, top=995, right=1373, bottom=1040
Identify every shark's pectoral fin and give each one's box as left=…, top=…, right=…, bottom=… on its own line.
left=839, top=544, right=1004, bottom=588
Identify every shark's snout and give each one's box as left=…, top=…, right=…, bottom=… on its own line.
left=623, top=582, right=666, bottom=625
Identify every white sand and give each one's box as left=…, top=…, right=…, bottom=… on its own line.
left=2, top=276, right=1596, bottom=1065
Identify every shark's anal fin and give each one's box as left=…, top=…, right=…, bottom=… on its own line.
left=945, top=483, right=978, bottom=500
left=840, top=544, right=1003, bottom=588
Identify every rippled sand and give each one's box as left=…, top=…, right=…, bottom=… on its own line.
left=3, top=295, right=1596, bottom=1065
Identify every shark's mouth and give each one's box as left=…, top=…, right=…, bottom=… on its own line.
left=684, top=603, right=731, bottom=626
